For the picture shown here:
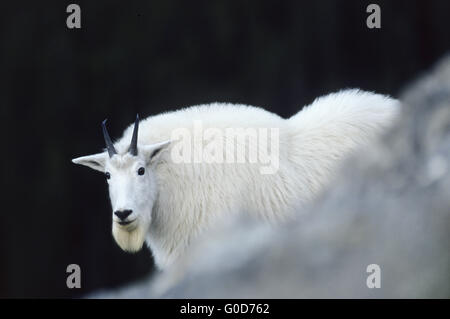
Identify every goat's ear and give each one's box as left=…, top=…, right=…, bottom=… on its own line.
left=72, top=152, right=107, bottom=172
left=141, top=140, right=171, bottom=165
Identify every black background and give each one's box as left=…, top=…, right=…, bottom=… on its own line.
left=1, top=0, right=450, bottom=298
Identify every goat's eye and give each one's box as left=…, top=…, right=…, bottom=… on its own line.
left=105, top=172, right=111, bottom=179
left=137, top=167, right=145, bottom=176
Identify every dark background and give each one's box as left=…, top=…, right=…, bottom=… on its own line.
left=1, top=0, right=449, bottom=298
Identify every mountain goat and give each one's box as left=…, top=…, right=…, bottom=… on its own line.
left=72, top=89, right=399, bottom=269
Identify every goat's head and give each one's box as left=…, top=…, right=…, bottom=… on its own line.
left=72, top=115, right=171, bottom=252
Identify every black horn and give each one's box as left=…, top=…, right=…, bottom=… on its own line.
left=128, top=114, right=139, bottom=156
left=102, top=119, right=117, bottom=157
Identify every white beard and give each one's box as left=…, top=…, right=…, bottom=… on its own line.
left=112, top=221, right=149, bottom=252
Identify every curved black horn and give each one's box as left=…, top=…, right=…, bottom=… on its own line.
left=128, top=114, right=139, bottom=156
left=102, top=119, right=117, bottom=157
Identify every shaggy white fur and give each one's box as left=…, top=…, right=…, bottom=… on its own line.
left=73, top=89, right=399, bottom=269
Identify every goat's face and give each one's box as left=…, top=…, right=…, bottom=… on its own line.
left=72, top=116, right=170, bottom=252
left=106, top=153, right=155, bottom=230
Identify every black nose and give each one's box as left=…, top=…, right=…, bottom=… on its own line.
left=114, top=210, right=132, bottom=220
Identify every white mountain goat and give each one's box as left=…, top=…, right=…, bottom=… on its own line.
left=72, top=89, right=399, bottom=269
